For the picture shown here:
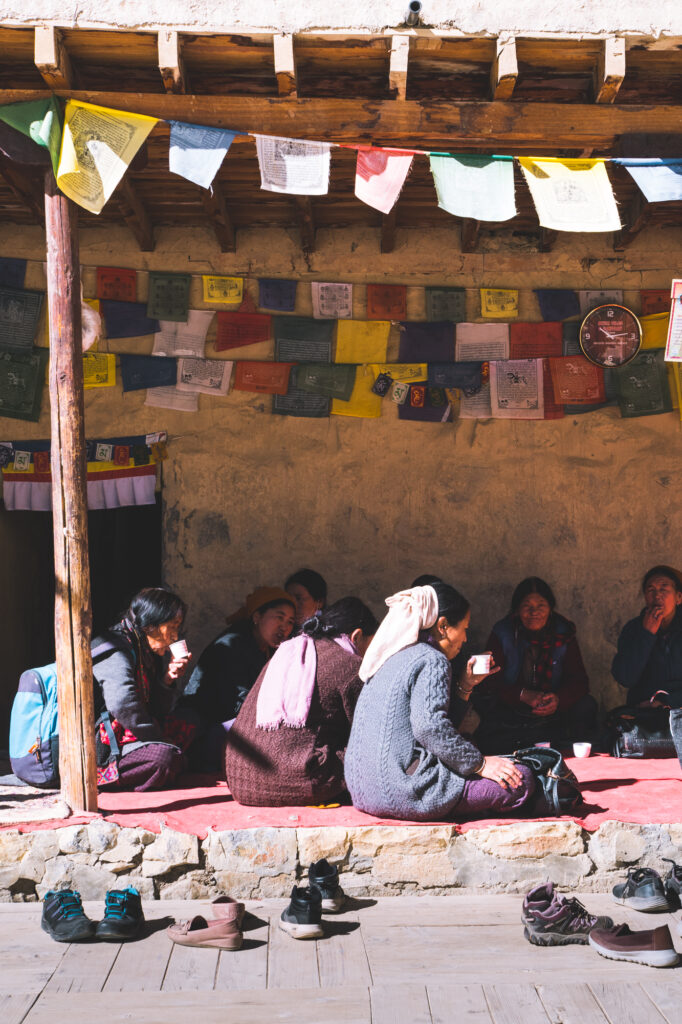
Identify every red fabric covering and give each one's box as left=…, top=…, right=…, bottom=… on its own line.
left=6, top=755, right=682, bottom=840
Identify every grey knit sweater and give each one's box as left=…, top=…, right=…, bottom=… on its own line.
left=344, top=642, right=484, bottom=821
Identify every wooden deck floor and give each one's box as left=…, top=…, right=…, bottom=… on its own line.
left=2, top=894, right=682, bottom=1023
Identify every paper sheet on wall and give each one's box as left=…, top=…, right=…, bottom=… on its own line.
left=665, top=280, right=682, bottom=362
left=57, top=100, right=157, bottom=214
left=0, top=348, right=47, bottom=422
left=256, top=135, right=331, bottom=195
left=144, top=386, right=199, bottom=412
left=202, top=276, right=243, bottom=305
left=455, top=323, right=510, bottom=362
left=578, top=290, right=624, bottom=315
left=430, top=155, right=516, bottom=222
left=83, top=352, right=115, bottom=389
left=490, top=358, right=544, bottom=419
left=615, top=159, right=682, bottom=203
left=152, top=310, right=214, bottom=358
left=176, top=357, right=232, bottom=396
left=519, top=158, right=621, bottom=233
left=331, top=365, right=383, bottom=418
left=335, top=320, right=389, bottom=363
left=168, top=121, right=237, bottom=189
left=480, top=288, right=518, bottom=319
left=614, top=350, right=673, bottom=417
left=312, top=282, right=353, bottom=319
left=354, top=148, right=413, bottom=214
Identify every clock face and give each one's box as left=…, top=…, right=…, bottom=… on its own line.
left=579, top=304, right=642, bottom=367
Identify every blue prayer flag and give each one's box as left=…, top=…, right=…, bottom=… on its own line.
left=101, top=301, right=160, bottom=340
left=169, top=121, right=238, bottom=190
left=259, top=278, right=297, bottom=312
left=119, top=354, right=177, bottom=392
left=534, top=289, right=581, bottom=322
left=399, top=322, right=454, bottom=363
left=614, top=159, right=682, bottom=203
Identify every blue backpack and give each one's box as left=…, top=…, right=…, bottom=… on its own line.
left=9, top=641, right=121, bottom=788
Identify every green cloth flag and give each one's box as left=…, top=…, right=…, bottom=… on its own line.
left=0, top=347, right=48, bottom=422
left=146, top=272, right=191, bottom=322
left=0, top=97, right=62, bottom=175
left=614, top=350, right=673, bottom=418
left=425, top=287, right=467, bottom=323
left=430, top=155, right=516, bottom=222
left=293, top=362, right=356, bottom=401
left=273, top=316, right=334, bottom=418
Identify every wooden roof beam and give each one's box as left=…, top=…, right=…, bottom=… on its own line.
left=158, top=30, right=188, bottom=94
left=34, top=26, right=75, bottom=90
left=538, top=227, right=557, bottom=253
left=381, top=208, right=397, bottom=253
left=202, top=180, right=236, bottom=252
left=461, top=218, right=480, bottom=253
left=389, top=34, right=410, bottom=101
left=613, top=191, right=649, bottom=250
left=595, top=36, right=626, bottom=104
left=490, top=35, right=518, bottom=101
left=0, top=156, right=44, bottom=224
left=274, top=34, right=297, bottom=98
left=117, top=178, right=155, bottom=251
left=292, top=195, right=315, bottom=252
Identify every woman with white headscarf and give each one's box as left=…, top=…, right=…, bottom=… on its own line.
left=344, top=583, right=535, bottom=822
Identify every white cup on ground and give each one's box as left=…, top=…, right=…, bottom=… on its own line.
left=169, top=639, right=189, bottom=659
left=573, top=742, right=592, bottom=758
left=470, top=653, right=491, bottom=675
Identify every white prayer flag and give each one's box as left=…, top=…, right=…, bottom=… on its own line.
left=256, top=136, right=331, bottom=195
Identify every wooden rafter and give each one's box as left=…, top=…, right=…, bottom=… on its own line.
left=0, top=155, right=44, bottom=223
left=202, top=180, right=236, bottom=252
left=538, top=227, right=557, bottom=253
left=381, top=208, right=397, bottom=253
left=490, top=35, right=517, bottom=102
left=613, top=191, right=649, bottom=250
left=461, top=219, right=480, bottom=253
left=158, top=30, right=187, bottom=94
left=389, top=35, right=410, bottom=101
left=273, top=34, right=297, bottom=98
left=117, top=178, right=155, bottom=251
left=292, top=195, right=315, bottom=251
left=34, top=26, right=74, bottom=90
left=595, top=36, right=626, bottom=104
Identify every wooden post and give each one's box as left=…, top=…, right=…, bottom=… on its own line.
left=44, top=170, right=98, bottom=813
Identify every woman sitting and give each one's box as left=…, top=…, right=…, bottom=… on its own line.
left=344, top=583, right=534, bottom=822
left=225, top=597, right=378, bottom=806
left=285, top=568, right=327, bottom=629
left=92, top=587, right=192, bottom=791
left=180, top=587, right=295, bottom=771
left=475, top=577, right=597, bottom=753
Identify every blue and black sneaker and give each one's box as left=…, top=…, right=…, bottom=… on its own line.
left=41, top=889, right=96, bottom=943
left=96, top=887, right=144, bottom=941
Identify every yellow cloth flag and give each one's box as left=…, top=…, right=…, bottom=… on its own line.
left=202, top=276, right=243, bottom=304
left=518, top=158, right=621, bottom=233
left=332, top=365, right=382, bottom=418
left=83, top=352, right=116, bottom=389
left=335, top=320, right=390, bottom=363
left=480, top=288, right=518, bottom=319
left=57, top=100, right=158, bottom=215
left=370, top=363, right=428, bottom=383
left=641, top=312, right=670, bottom=350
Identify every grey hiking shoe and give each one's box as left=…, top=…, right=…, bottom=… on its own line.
left=612, top=867, right=671, bottom=912
left=523, top=883, right=613, bottom=946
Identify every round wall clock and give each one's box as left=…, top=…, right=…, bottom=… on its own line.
left=579, top=304, right=642, bottom=367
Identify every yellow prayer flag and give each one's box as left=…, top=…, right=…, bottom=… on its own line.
left=480, top=288, right=518, bottom=319
left=83, top=352, right=116, bottom=389
left=370, top=363, right=428, bottom=383
left=331, top=365, right=383, bottom=418
left=335, top=320, right=390, bottom=363
left=518, top=158, right=621, bottom=233
left=57, top=100, right=158, bottom=215
left=202, top=276, right=243, bottom=305
left=641, top=312, right=670, bottom=350
left=84, top=299, right=100, bottom=313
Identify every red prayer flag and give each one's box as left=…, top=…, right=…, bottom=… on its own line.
left=113, top=445, right=130, bottom=466
left=233, top=361, right=294, bottom=395
left=510, top=322, right=563, bottom=359
left=366, top=283, right=407, bottom=320
left=96, top=267, right=137, bottom=302
left=640, top=289, right=671, bottom=316
left=542, top=358, right=564, bottom=419
left=216, top=310, right=272, bottom=351
left=33, top=451, right=50, bottom=473
left=548, top=356, right=605, bottom=404
left=410, top=385, right=426, bottom=408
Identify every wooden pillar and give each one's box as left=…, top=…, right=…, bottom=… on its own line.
left=44, top=170, right=97, bottom=813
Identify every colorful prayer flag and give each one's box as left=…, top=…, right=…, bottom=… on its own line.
left=119, top=354, right=177, bottom=392
left=614, top=350, right=673, bottom=417
left=0, top=96, right=62, bottom=176
left=168, top=121, right=237, bottom=189
left=354, top=148, right=413, bottom=214
left=312, top=282, right=353, bottom=319
left=534, top=289, right=580, bottom=322
left=258, top=278, right=297, bottom=312
left=293, top=363, right=356, bottom=401
left=0, top=288, right=44, bottom=351
left=0, top=258, right=26, bottom=290
left=398, top=322, right=454, bottom=363
left=96, top=267, right=137, bottom=302
left=614, top=159, right=682, bottom=203
left=640, top=289, right=670, bottom=316
left=256, top=136, right=331, bottom=195
left=398, top=383, right=453, bottom=422
left=202, top=276, right=243, bottom=305
left=233, top=361, right=294, bottom=395
left=366, top=283, right=406, bottom=320
left=509, top=322, right=563, bottom=359
left=519, top=158, right=621, bottom=233
left=331, top=365, right=383, bottom=418
left=548, top=356, right=606, bottom=404
left=425, top=287, right=467, bottom=323
left=430, top=155, right=516, bottom=222
left=215, top=310, right=272, bottom=350
left=335, top=320, right=390, bottom=364
left=101, top=300, right=160, bottom=340
left=640, top=313, right=670, bottom=350
left=83, top=352, right=115, bottom=389
left=0, top=348, right=47, bottom=422
left=480, top=288, right=518, bottom=319
left=147, top=272, right=191, bottom=322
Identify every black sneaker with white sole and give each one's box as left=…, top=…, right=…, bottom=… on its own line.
left=612, top=867, right=671, bottom=912
left=662, top=858, right=682, bottom=910
left=279, top=885, right=324, bottom=939
left=41, top=889, right=96, bottom=943
left=309, top=858, right=346, bottom=913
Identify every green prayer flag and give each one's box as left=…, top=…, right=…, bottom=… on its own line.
left=146, top=272, right=191, bottom=322
left=425, top=287, right=467, bottom=323
left=293, top=362, right=356, bottom=401
left=0, top=347, right=48, bottom=422
left=0, top=97, right=63, bottom=176
left=614, top=350, right=673, bottom=418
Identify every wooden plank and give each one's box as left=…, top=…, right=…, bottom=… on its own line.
left=595, top=36, right=626, bottom=104
left=389, top=35, right=411, bottom=101
left=117, top=177, right=155, bottom=251
left=0, top=156, right=45, bottom=224
left=428, top=983, right=493, bottom=1023
left=639, top=978, right=682, bottom=1024
left=316, top=917, right=372, bottom=988
left=589, top=982, right=669, bottom=1024
left=484, top=984, right=551, bottom=1024
left=292, top=195, right=316, bottom=252
left=491, top=35, right=517, bottom=101
left=274, top=34, right=297, bottom=98
left=370, top=983, right=432, bottom=1024
left=202, top=180, right=236, bottom=252
left=162, top=942, right=220, bottom=991
left=536, top=983, right=611, bottom=1024
left=381, top=208, right=397, bottom=253
left=214, top=914, right=269, bottom=990
left=158, top=30, right=187, bottom=94
left=103, top=924, right=173, bottom=991
left=266, top=916, right=320, bottom=989
left=42, top=941, right=120, bottom=993
left=34, top=26, right=74, bottom=90
left=0, top=993, right=39, bottom=1024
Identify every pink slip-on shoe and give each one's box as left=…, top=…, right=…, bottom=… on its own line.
left=210, top=895, right=245, bottom=926
left=167, top=914, right=243, bottom=951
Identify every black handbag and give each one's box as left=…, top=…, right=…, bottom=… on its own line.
left=606, top=705, right=675, bottom=758
left=510, top=745, right=583, bottom=816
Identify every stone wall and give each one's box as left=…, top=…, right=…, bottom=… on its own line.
left=1, top=819, right=681, bottom=901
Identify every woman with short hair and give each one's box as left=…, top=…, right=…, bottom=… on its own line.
left=285, top=568, right=327, bottom=627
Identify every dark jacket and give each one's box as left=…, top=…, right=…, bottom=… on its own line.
left=611, top=608, right=682, bottom=707
left=179, top=623, right=268, bottom=725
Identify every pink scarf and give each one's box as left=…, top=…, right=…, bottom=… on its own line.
left=256, top=634, right=356, bottom=730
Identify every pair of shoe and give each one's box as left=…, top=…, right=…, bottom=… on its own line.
left=41, top=887, right=143, bottom=943
left=279, top=859, right=345, bottom=940
left=612, top=864, right=681, bottom=912
left=167, top=895, right=245, bottom=952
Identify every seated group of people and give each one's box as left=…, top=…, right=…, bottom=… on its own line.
left=89, top=563, right=682, bottom=821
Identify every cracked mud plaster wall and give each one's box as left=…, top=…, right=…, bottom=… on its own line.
left=0, top=220, right=679, bottom=712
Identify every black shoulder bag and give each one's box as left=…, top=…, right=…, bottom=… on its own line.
left=509, top=745, right=583, bottom=816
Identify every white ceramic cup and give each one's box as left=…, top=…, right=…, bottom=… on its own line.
left=169, top=639, right=189, bottom=659
left=573, top=742, right=592, bottom=758
left=471, top=653, right=491, bottom=675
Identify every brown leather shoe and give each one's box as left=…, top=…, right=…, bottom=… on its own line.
left=589, top=923, right=679, bottom=967
left=211, top=895, right=245, bottom=926
left=167, top=915, right=242, bottom=951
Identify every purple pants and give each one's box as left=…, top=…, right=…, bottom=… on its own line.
left=455, top=763, right=535, bottom=816
left=117, top=743, right=184, bottom=792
